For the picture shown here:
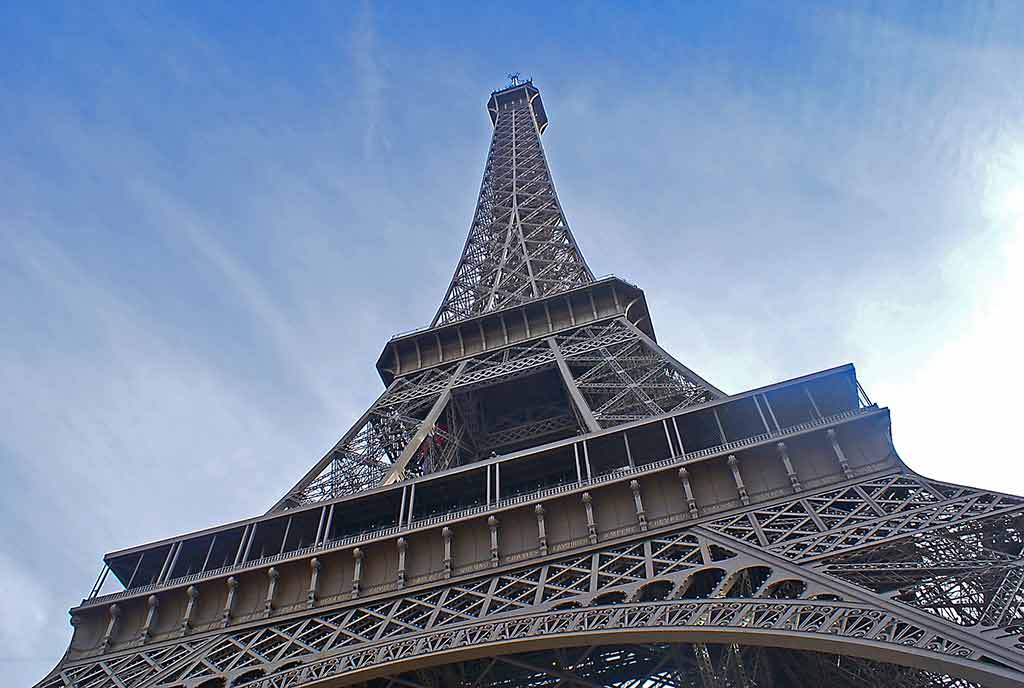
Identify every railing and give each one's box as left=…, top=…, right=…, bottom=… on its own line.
left=83, top=405, right=878, bottom=607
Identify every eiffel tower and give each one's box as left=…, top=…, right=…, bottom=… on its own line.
left=38, top=79, right=1024, bottom=688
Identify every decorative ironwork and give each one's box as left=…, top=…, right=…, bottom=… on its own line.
left=42, top=481, right=1024, bottom=687
left=818, top=510, right=1024, bottom=644
left=277, top=317, right=720, bottom=507
left=705, top=474, right=1024, bottom=561
left=562, top=321, right=718, bottom=425
left=165, top=598, right=984, bottom=688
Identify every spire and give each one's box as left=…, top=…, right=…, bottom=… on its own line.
left=432, top=81, right=594, bottom=327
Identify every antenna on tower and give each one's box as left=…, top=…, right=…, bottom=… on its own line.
left=507, top=72, right=521, bottom=87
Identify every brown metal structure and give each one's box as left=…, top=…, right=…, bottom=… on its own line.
left=37, top=80, right=1024, bottom=688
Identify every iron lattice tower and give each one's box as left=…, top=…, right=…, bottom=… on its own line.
left=38, top=81, right=1024, bottom=688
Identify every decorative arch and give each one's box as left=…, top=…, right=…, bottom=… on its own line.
left=549, top=600, right=582, bottom=611
left=634, top=579, right=674, bottom=602
left=246, top=599, right=1023, bottom=688
left=676, top=567, right=726, bottom=599
left=721, top=565, right=772, bottom=598
left=763, top=578, right=808, bottom=599
left=591, top=591, right=628, bottom=606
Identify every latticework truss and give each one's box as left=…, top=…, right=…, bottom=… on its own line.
left=278, top=369, right=452, bottom=506
left=562, top=322, right=719, bottom=425
left=277, top=318, right=720, bottom=508
left=818, top=510, right=1024, bottom=631
left=432, top=84, right=592, bottom=327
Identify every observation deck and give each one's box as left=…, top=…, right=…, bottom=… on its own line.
left=78, top=364, right=882, bottom=624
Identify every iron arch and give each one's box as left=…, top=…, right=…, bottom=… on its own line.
left=247, top=599, right=1024, bottom=688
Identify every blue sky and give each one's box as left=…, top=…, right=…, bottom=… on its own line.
left=2, top=2, right=1023, bottom=683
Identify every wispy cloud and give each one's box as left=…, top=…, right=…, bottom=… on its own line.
left=349, top=0, right=390, bottom=157
left=127, top=180, right=350, bottom=419
left=0, top=231, right=311, bottom=679
left=0, top=552, right=50, bottom=668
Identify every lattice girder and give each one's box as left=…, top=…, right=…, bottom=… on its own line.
left=817, top=510, right=1024, bottom=636
left=433, top=84, right=593, bottom=327
left=277, top=317, right=721, bottom=507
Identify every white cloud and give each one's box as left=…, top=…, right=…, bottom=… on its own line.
left=0, top=553, right=53, bottom=678
left=349, top=0, right=390, bottom=157
left=863, top=138, right=1024, bottom=489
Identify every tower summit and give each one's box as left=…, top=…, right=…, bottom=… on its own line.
left=38, top=82, right=1024, bottom=688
